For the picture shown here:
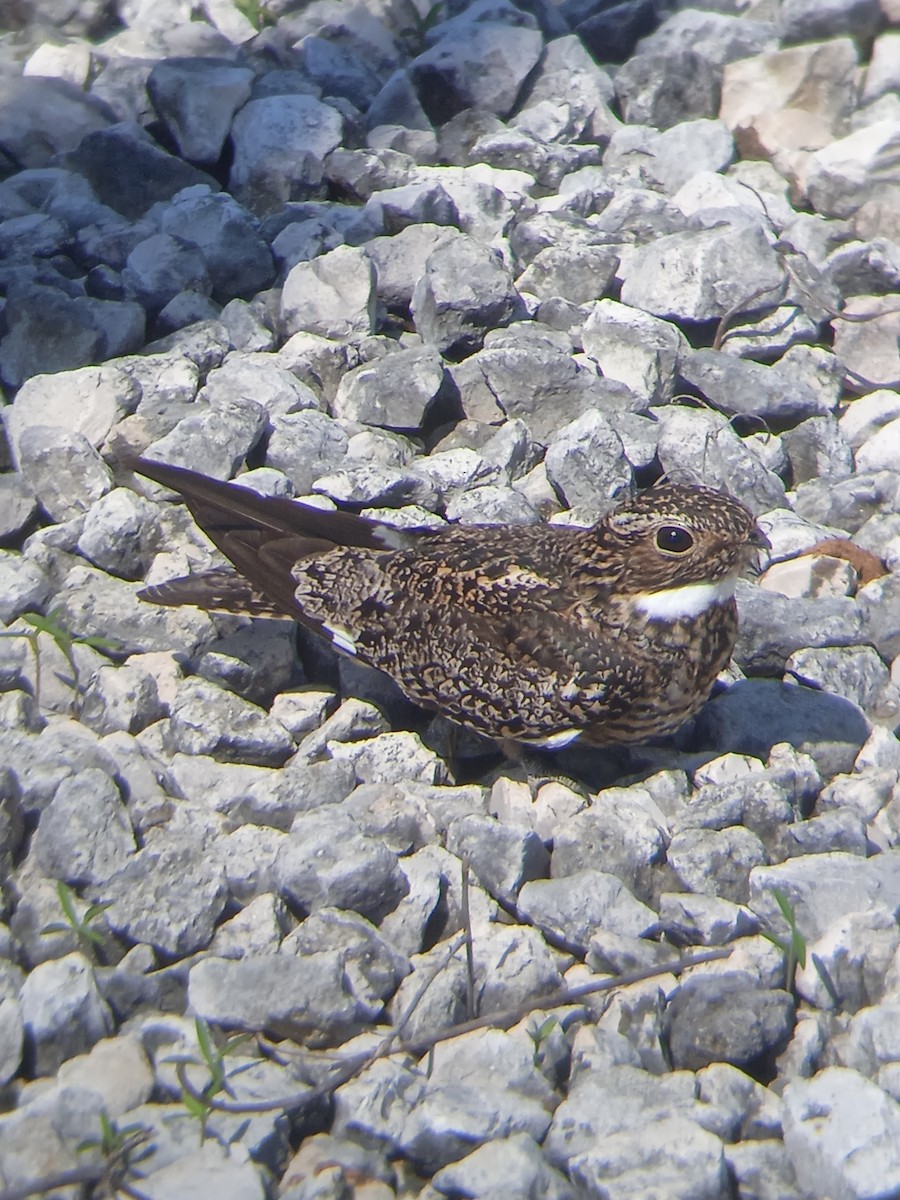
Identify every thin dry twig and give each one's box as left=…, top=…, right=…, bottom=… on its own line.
left=711, top=275, right=790, bottom=351
left=173, top=946, right=731, bottom=1118
left=460, top=860, right=476, bottom=1021
left=0, top=1131, right=151, bottom=1200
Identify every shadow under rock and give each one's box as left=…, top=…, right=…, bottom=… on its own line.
left=691, top=678, right=872, bottom=779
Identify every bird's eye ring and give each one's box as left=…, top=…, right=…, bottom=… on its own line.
left=656, top=525, right=694, bottom=554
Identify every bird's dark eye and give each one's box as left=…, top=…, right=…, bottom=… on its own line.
left=656, top=525, right=694, bottom=554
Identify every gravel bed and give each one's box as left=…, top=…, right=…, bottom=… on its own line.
left=1, top=0, right=900, bottom=1197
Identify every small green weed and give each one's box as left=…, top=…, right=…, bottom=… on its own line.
left=169, top=1017, right=253, bottom=1142
left=41, top=881, right=113, bottom=962
left=0, top=607, right=121, bottom=715
left=760, top=886, right=807, bottom=992
left=761, top=886, right=844, bottom=1007
left=231, top=0, right=275, bottom=30
left=399, top=0, right=445, bottom=52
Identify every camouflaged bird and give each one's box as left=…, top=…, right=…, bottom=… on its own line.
left=130, top=457, right=767, bottom=748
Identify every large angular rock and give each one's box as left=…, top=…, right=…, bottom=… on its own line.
left=411, top=235, right=520, bottom=355
left=229, top=94, right=343, bottom=216
left=619, top=223, right=784, bottom=321
left=281, top=244, right=376, bottom=341
left=63, top=121, right=221, bottom=220
left=147, top=57, right=254, bottom=164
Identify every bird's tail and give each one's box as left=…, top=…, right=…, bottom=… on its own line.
left=126, top=456, right=414, bottom=619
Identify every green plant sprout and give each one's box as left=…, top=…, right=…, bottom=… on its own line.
left=399, top=0, right=445, bottom=52
left=760, top=886, right=807, bottom=993
left=41, top=881, right=113, bottom=962
left=526, top=1014, right=564, bottom=1077
left=0, top=607, right=121, bottom=716
left=168, top=1018, right=253, bottom=1143
left=231, top=0, right=275, bottom=30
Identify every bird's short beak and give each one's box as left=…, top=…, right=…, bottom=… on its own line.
left=749, top=527, right=771, bottom=551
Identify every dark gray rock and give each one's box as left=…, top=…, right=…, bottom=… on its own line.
left=543, top=409, right=633, bottom=520
left=0, top=553, right=51, bottom=625
left=76, top=487, right=161, bottom=579
left=615, top=50, right=720, bottom=129
left=160, top=188, right=274, bottom=302
left=667, top=827, right=768, bottom=905
left=141, top=393, right=266, bottom=482
left=192, top=619, right=300, bottom=707
left=679, top=349, right=832, bottom=424
left=189, top=950, right=381, bottom=1044
left=735, top=582, right=867, bottom=674
left=432, top=1132, right=574, bottom=1200
left=546, top=1058, right=709, bottom=1166
left=19, top=952, right=114, bottom=1074
left=363, top=224, right=463, bottom=309
left=333, top=346, right=447, bottom=431
left=0, top=284, right=145, bottom=389
left=515, top=33, right=617, bottom=145
left=726, top=1140, right=804, bottom=1200
left=31, top=768, right=136, bottom=886
left=0, top=75, right=113, bottom=170
left=783, top=645, right=893, bottom=715
left=169, top=753, right=354, bottom=830
left=695, top=678, right=871, bottom=779
left=778, top=0, right=882, bottom=44
left=605, top=118, right=735, bottom=195
left=0, top=473, right=37, bottom=542
left=363, top=179, right=459, bottom=234
left=285, top=907, right=409, bottom=1004
left=659, top=893, right=758, bottom=947
left=276, top=810, right=408, bottom=924
left=551, top=786, right=666, bottom=901
left=55, top=561, right=217, bottom=657
left=516, top=242, right=619, bottom=305
left=409, top=12, right=543, bottom=123
left=517, top=869, right=656, bottom=952
left=79, top=663, right=165, bottom=736
left=15, top=427, right=113, bottom=524
left=411, top=235, right=521, bottom=355
left=398, top=1025, right=555, bottom=1172
left=123, top=232, right=211, bottom=311
left=653, top=405, right=786, bottom=514
left=63, top=121, right=221, bottom=220
left=782, top=415, right=854, bottom=487
left=166, top=677, right=294, bottom=767
left=620, top=223, right=783, bottom=321
left=281, top=243, right=376, bottom=340
left=200, top=352, right=321, bottom=419
left=229, top=93, right=343, bottom=215
left=568, top=0, right=660, bottom=63
left=776, top=807, right=868, bottom=860
left=313, top=463, right=437, bottom=509
left=449, top=324, right=641, bottom=444
left=581, top=299, right=686, bottom=404
left=147, top=58, right=254, bottom=163
left=96, top=837, right=228, bottom=957
left=445, top=813, right=549, bottom=905
left=793, top=471, right=900, bottom=534
left=665, top=973, right=794, bottom=1072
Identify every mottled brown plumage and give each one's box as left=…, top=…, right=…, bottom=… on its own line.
left=130, top=457, right=767, bottom=747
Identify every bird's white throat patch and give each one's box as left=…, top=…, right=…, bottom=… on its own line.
left=635, top=577, right=736, bottom=621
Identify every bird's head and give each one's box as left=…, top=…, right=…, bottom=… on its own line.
left=593, top=484, right=769, bottom=612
